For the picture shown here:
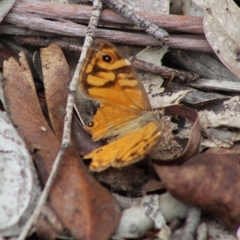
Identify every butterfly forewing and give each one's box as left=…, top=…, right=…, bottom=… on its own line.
left=80, top=40, right=151, bottom=112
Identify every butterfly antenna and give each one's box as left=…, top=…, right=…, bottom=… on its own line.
left=74, top=104, right=86, bottom=127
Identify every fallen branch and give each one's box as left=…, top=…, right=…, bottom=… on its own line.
left=12, top=0, right=203, bottom=34
left=0, top=0, right=212, bottom=52
left=102, top=0, right=168, bottom=45
left=1, top=25, right=212, bottom=52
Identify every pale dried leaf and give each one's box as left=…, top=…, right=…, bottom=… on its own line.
left=167, top=81, right=228, bottom=105
left=158, top=192, right=189, bottom=222
left=136, top=45, right=168, bottom=65
left=114, top=194, right=176, bottom=239
left=205, top=220, right=237, bottom=240
left=199, top=97, right=240, bottom=129
left=136, top=46, right=191, bottom=108
left=181, top=0, right=204, bottom=16
left=187, top=78, right=240, bottom=92
left=175, top=119, right=193, bottom=140
left=151, top=90, right=191, bottom=109
left=0, top=0, right=16, bottom=22
left=193, top=0, right=240, bottom=79
left=199, top=97, right=240, bottom=149
left=143, top=77, right=165, bottom=104
left=181, top=207, right=201, bottom=240
left=140, top=195, right=166, bottom=228
left=196, top=223, right=207, bottom=240
left=113, top=192, right=188, bottom=222
left=0, top=112, right=40, bottom=236
left=113, top=206, right=154, bottom=239
left=169, top=50, right=240, bottom=82
left=202, top=128, right=240, bottom=149
left=157, top=225, right=172, bottom=240
left=113, top=193, right=187, bottom=239
left=136, top=46, right=167, bottom=107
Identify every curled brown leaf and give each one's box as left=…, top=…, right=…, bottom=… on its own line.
left=152, top=104, right=201, bottom=164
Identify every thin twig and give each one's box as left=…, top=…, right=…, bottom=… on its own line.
left=102, top=0, right=168, bottom=45
left=17, top=0, right=102, bottom=239
left=130, top=57, right=200, bottom=83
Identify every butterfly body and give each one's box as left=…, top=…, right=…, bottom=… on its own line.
left=79, top=40, right=164, bottom=171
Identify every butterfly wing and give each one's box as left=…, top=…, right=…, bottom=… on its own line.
left=79, top=40, right=164, bottom=171
left=85, top=103, right=146, bottom=141
left=84, top=121, right=163, bottom=172
left=79, top=40, right=151, bottom=140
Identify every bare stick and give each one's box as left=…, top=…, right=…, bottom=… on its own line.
left=1, top=24, right=212, bottom=52
left=12, top=0, right=203, bottom=34
left=17, top=0, right=102, bottom=239
left=102, top=0, right=168, bottom=45
left=130, top=57, right=199, bottom=83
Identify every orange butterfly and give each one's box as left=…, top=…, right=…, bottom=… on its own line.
left=79, top=40, right=164, bottom=171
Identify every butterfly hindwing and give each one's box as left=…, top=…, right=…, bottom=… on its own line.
left=84, top=121, right=163, bottom=172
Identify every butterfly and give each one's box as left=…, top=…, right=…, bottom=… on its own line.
left=79, top=40, right=165, bottom=172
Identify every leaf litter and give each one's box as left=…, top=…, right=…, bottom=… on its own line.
left=2, top=0, right=240, bottom=239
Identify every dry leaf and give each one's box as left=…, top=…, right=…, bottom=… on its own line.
left=113, top=195, right=167, bottom=239
left=166, top=81, right=228, bottom=105
left=0, top=0, right=16, bottom=22
left=0, top=111, right=41, bottom=237
left=168, top=50, right=240, bottom=82
left=187, top=78, right=240, bottom=93
left=3, top=49, right=121, bottom=239
left=36, top=204, right=64, bottom=240
left=200, top=97, right=240, bottom=129
left=192, top=0, right=240, bottom=79
left=202, top=128, right=240, bottom=149
left=136, top=46, right=166, bottom=108
left=154, top=152, right=240, bottom=232
left=113, top=192, right=188, bottom=239
left=40, top=44, right=70, bottom=140
left=199, top=97, right=240, bottom=149
left=201, top=219, right=237, bottom=240
left=150, top=90, right=191, bottom=109
left=135, top=44, right=179, bottom=109
left=152, top=105, right=201, bottom=163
